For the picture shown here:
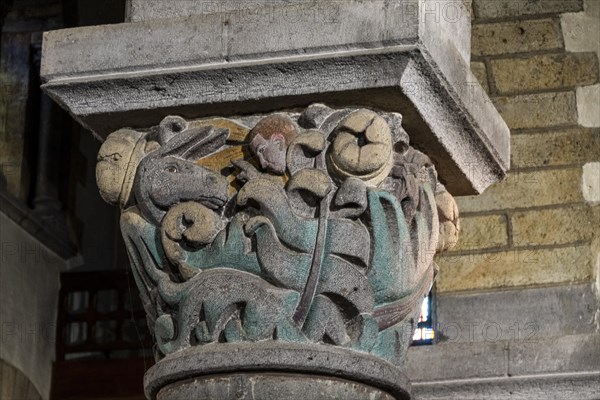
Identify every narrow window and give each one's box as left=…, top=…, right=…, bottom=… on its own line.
left=412, top=291, right=434, bottom=345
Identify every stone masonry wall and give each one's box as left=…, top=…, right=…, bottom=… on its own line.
left=437, top=0, right=600, bottom=299
left=406, top=2, right=599, bottom=396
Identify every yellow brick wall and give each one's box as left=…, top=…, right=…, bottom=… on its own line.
left=436, top=0, right=600, bottom=293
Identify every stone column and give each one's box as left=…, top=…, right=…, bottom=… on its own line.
left=40, top=1, right=509, bottom=399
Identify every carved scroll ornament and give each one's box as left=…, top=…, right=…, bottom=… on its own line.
left=96, top=104, right=459, bottom=366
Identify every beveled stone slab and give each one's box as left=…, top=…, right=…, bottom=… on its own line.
left=144, top=342, right=411, bottom=400
left=412, top=371, right=600, bottom=400
left=407, top=333, right=600, bottom=384
left=435, top=283, right=599, bottom=343
left=123, top=0, right=472, bottom=65
left=41, top=0, right=509, bottom=195
left=157, top=372, right=396, bottom=400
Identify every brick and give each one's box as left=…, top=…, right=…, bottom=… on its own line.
left=474, top=0, right=583, bottom=20
left=511, top=205, right=600, bottom=246
left=561, top=11, right=600, bottom=53
left=491, top=53, right=599, bottom=94
left=472, top=19, right=563, bottom=56
left=453, top=214, right=508, bottom=251
left=587, top=0, right=600, bottom=18
left=470, top=61, right=489, bottom=93
left=582, top=162, right=600, bottom=203
left=511, top=128, right=600, bottom=168
left=577, top=84, right=600, bottom=127
left=493, top=92, right=577, bottom=129
left=455, top=167, right=583, bottom=213
left=436, top=245, right=593, bottom=292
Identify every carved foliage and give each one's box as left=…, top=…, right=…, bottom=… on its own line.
left=96, top=104, right=459, bottom=366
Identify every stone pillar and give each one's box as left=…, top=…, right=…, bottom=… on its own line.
left=40, top=1, right=509, bottom=399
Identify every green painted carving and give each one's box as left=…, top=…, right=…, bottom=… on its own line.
left=97, top=104, right=460, bottom=367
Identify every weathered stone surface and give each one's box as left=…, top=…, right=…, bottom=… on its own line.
left=561, top=7, right=600, bottom=54
left=493, top=92, right=578, bottom=129
left=472, top=19, right=563, bottom=56
left=511, top=128, right=600, bottom=168
left=96, top=128, right=146, bottom=208
left=436, top=245, right=593, bottom=292
left=157, top=373, right=395, bottom=400
left=145, top=342, right=411, bottom=400
left=451, top=214, right=507, bottom=251
left=455, top=167, right=583, bottom=213
left=114, top=106, right=445, bottom=358
left=435, top=190, right=460, bottom=252
left=408, top=330, right=600, bottom=398
left=95, top=107, right=457, bottom=398
left=473, top=0, right=583, bottom=20
left=406, top=341, right=507, bottom=382
left=126, top=0, right=320, bottom=22
left=410, top=333, right=600, bottom=378
left=41, top=0, right=509, bottom=195
left=491, top=53, right=599, bottom=94
left=509, top=334, right=600, bottom=375
left=577, top=84, right=600, bottom=127
left=585, top=0, right=600, bottom=18
left=583, top=162, right=600, bottom=204
left=412, top=371, right=600, bottom=400
left=435, top=283, right=599, bottom=343
left=124, top=0, right=474, bottom=64
left=411, top=276, right=600, bottom=392
left=328, top=110, right=394, bottom=186
left=561, top=2, right=600, bottom=130
left=511, top=205, right=600, bottom=246
left=470, top=61, right=489, bottom=93
left=43, top=2, right=416, bottom=79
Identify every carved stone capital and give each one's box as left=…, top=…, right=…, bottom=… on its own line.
left=96, top=104, right=459, bottom=400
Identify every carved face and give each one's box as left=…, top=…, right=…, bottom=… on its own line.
left=249, top=133, right=288, bottom=175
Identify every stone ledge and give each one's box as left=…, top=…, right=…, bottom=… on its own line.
left=412, top=371, right=600, bottom=400
left=434, top=283, right=599, bottom=343
left=509, top=334, right=600, bottom=376
left=406, top=333, right=600, bottom=384
left=406, top=341, right=508, bottom=382
left=40, top=0, right=509, bottom=195
left=144, top=342, right=411, bottom=400
left=406, top=284, right=600, bottom=390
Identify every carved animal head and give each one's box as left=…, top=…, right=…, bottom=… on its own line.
left=134, top=117, right=230, bottom=226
